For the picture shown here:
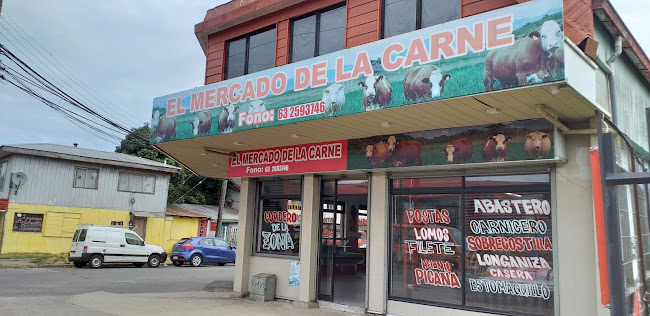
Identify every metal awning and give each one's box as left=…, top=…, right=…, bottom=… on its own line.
left=130, top=211, right=166, bottom=218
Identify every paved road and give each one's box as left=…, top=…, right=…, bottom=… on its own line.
left=0, top=265, right=234, bottom=315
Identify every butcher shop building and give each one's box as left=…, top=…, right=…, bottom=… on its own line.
left=152, top=0, right=650, bottom=315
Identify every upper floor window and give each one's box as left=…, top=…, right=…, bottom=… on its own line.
left=226, top=28, right=276, bottom=79
left=383, top=0, right=460, bottom=38
left=118, top=172, right=155, bottom=194
left=291, top=4, right=346, bottom=63
left=74, top=167, right=99, bottom=189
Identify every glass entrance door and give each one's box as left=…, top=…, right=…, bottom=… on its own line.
left=318, top=179, right=368, bottom=307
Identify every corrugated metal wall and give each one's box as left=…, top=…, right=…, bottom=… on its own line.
left=595, top=22, right=650, bottom=152
left=5, top=154, right=171, bottom=213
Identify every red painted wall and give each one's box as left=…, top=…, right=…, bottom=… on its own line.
left=202, top=0, right=594, bottom=85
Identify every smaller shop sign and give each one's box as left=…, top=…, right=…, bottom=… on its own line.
left=0, top=199, right=8, bottom=212
left=228, top=140, right=348, bottom=177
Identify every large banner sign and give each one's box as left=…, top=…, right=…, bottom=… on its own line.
left=228, top=119, right=556, bottom=177
left=152, top=0, right=564, bottom=144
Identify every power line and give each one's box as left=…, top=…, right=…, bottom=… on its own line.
left=0, top=15, right=141, bottom=129
left=0, top=44, right=149, bottom=144
left=0, top=11, right=142, bottom=128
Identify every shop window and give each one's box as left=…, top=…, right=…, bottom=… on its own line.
left=291, top=4, right=346, bottom=63
left=225, top=28, right=276, bottom=79
left=389, top=175, right=554, bottom=316
left=383, top=0, right=460, bottom=39
left=118, top=172, right=156, bottom=194
left=256, top=179, right=302, bottom=256
left=74, top=167, right=99, bottom=189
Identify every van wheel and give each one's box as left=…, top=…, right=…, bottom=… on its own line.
left=73, top=261, right=87, bottom=268
left=132, top=263, right=145, bottom=268
left=190, top=254, right=202, bottom=267
left=147, top=254, right=161, bottom=268
left=89, top=255, right=103, bottom=269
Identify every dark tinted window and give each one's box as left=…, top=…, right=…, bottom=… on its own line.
left=318, top=6, right=346, bottom=55
left=291, top=5, right=346, bottom=63
left=226, top=28, right=276, bottom=79
left=383, top=0, right=416, bottom=38
left=248, top=29, right=276, bottom=74
left=226, top=38, right=246, bottom=79
left=78, top=229, right=87, bottom=242
left=261, top=179, right=302, bottom=197
left=422, top=0, right=460, bottom=28
left=175, top=238, right=191, bottom=245
left=383, top=0, right=460, bottom=38
left=72, top=230, right=80, bottom=242
left=291, top=15, right=317, bottom=62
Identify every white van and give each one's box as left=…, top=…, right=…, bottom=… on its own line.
left=68, top=225, right=167, bottom=268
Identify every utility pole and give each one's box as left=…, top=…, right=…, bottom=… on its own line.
left=216, top=179, right=228, bottom=238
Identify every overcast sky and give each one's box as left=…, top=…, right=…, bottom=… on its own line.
left=0, top=0, right=648, bottom=152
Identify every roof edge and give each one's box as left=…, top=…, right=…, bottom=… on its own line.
left=593, top=0, right=650, bottom=85
left=194, top=0, right=309, bottom=54
left=0, top=146, right=181, bottom=174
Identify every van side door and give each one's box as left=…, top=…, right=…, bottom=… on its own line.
left=105, top=230, right=125, bottom=263
left=124, top=232, right=149, bottom=263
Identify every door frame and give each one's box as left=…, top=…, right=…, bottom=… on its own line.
left=316, top=178, right=370, bottom=305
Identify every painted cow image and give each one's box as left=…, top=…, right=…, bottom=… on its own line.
left=482, top=134, right=511, bottom=162
left=387, top=135, right=397, bottom=152
left=322, top=83, right=345, bottom=116
left=190, top=111, right=212, bottom=136
left=151, top=110, right=177, bottom=142
left=218, top=104, right=239, bottom=134
left=358, top=74, right=392, bottom=111
left=403, top=65, right=452, bottom=102
left=248, top=100, right=266, bottom=114
left=525, top=131, right=552, bottom=159
left=484, top=20, right=564, bottom=91
left=442, top=138, right=473, bottom=163
left=390, top=141, right=423, bottom=167
left=362, top=141, right=390, bottom=166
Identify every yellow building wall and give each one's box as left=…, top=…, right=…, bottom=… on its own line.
left=143, top=216, right=200, bottom=254
left=0, top=203, right=130, bottom=254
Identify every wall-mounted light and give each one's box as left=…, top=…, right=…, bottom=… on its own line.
left=291, top=133, right=301, bottom=138
left=233, top=142, right=242, bottom=146
left=486, top=108, right=501, bottom=115
left=381, top=122, right=391, bottom=128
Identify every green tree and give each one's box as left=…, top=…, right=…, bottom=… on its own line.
left=116, top=124, right=221, bottom=205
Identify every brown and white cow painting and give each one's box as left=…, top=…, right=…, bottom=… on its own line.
left=484, top=20, right=563, bottom=91
left=362, top=141, right=391, bottom=166
left=151, top=110, right=177, bottom=142
left=525, top=131, right=552, bottom=159
left=191, top=111, right=212, bottom=136
left=358, top=74, right=393, bottom=111
left=403, top=65, right=452, bottom=102
left=482, top=134, right=511, bottom=162
left=442, top=138, right=473, bottom=163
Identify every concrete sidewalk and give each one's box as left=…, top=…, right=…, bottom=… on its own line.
left=68, top=291, right=353, bottom=316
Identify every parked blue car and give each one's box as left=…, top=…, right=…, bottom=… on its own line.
left=170, top=237, right=236, bottom=267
